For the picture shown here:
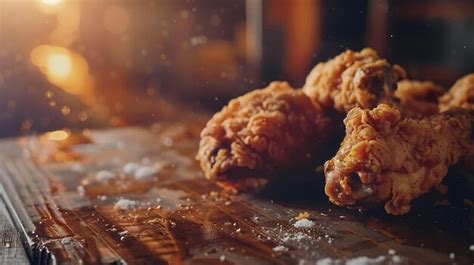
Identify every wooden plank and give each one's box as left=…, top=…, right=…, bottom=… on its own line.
left=0, top=124, right=472, bottom=265
left=0, top=199, right=29, bottom=265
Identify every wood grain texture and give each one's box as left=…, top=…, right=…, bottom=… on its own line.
left=0, top=200, right=29, bottom=265
left=0, top=123, right=473, bottom=265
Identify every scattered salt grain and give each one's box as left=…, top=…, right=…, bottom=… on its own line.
left=346, top=256, right=386, bottom=265
left=388, top=249, right=396, bottom=255
left=98, top=195, right=107, bottom=201
left=123, top=162, right=140, bottom=174
left=4, top=243, right=10, bottom=248
left=317, top=256, right=392, bottom=265
left=77, top=185, right=85, bottom=196
left=469, top=245, right=474, bottom=251
left=219, top=255, right=226, bottom=262
left=391, top=255, right=402, bottom=263
left=272, top=245, right=289, bottom=252
left=71, top=163, right=84, bottom=172
left=449, top=252, right=455, bottom=259
left=96, top=170, right=116, bottom=182
left=293, top=219, right=315, bottom=228
left=118, top=231, right=128, bottom=236
left=134, top=166, right=158, bottom=179
left=114, top=199, right=138, bottom=210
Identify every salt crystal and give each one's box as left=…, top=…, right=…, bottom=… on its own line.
left=4, top=243, right=11, bottom=248
left=346, top=256, right=386, bottom=265
left=71, top=163, right=83, bottom=172
left=272, top=245, right=289, bottom=252
left=316, top=258, right=340, bottom=265
left=219, top=255, right=226, bottom=262
left=293, top=218, right=315, bottom=228
left=98, top=195, right=107, bottom=201
left=134, top=166, right=158, bottom=179
left=449, top=252, right=455, bottom=259
left=123, top=162, right=140, bottom=174
left=114, top=199, right=138, bottom=210
left=392, top=255, right=402, bottom=263
left=77, top=185, right=85, bottom=196
left=388, top=249, right=396, bottom=255
left=469, top=245, right=474, bottom=251
left=96, top=170, right=116, bottom=182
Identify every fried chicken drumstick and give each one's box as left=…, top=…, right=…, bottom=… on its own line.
left=197, top=82, right=332, bottom=190
left=324, top=104, right=472, bottom=215
left=303, top=48, right=406, bottom=112
left=439, top=73, right=474, bottom=112
left=395, top=80, right=444, bottom=118
left=197, top=48, right=406, bottom=190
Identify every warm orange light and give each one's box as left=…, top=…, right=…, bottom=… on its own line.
left=47, top=130, right=70, bottom=141
left=41, top=0, right=61, bottom=6
left=46, top=53, right=71, bottom=78
left=30, top=45, right=95, bottom=105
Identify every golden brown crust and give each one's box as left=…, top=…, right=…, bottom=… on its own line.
left=197, top=82, right=332, bottom=190
left=324, top=104, right=472, bottom=215
left=303, top=48, right=406, bottom=112
left=395, top=80, right=444, bottom=118
left=439, top=73, right=474, bottom=112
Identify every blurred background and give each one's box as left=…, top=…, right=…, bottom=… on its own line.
left=1, top=0, right=473, bottom=137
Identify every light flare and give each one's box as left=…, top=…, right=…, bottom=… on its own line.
left=47, top=130, right=70, bottom=141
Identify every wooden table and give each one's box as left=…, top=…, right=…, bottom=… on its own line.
left=0, top=122, right=473, bottom=264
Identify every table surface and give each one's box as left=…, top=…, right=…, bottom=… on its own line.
left=0, top=121, right=473, bottom=265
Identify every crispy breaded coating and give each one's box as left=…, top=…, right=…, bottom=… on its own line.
left=303, top=48, right=406, bottom=112
left=439, top=73, right=474, bottom=112
left=395, top=80, right=444, bottom=118
left=324, top=104, right=472, bottom=215
left=197, top=82, right=332, bottom=190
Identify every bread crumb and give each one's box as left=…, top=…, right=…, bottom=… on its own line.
left=295, top=211, right=310, bottom=221
left=293, top=219, right=315, bottom=228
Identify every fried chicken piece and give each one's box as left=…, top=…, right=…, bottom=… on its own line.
left=439, top=73, right=474, bottom=112
left=324, top=104, right=472, bottom=215
left=395, top=80, right=444, bottom=118
left=303, top=48, right=406, bottom=112
left=197, top=82, right=332, bottom=190
left=439, top=74, right=474, bottom=172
